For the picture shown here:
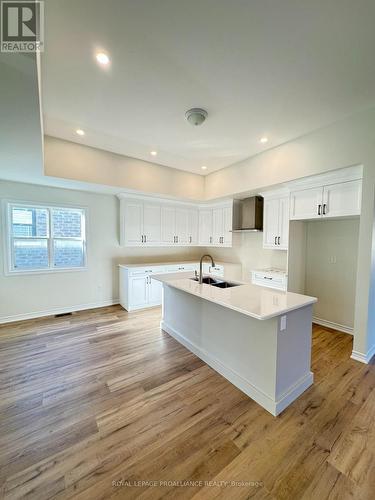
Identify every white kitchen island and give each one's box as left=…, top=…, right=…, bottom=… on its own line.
left=153, top=272, right=317, bottom=416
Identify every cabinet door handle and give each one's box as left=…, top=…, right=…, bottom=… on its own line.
left=141, top=235, right=144, bottom=243
left=274, top=236, right=277, bottom=245
left=210, top=236, right=212, bottom=244
left=323, top=203, right=327, bottom=215
left=189, top=236, right=192, bottom=243
left=318, top=204, right=322, bottom=215
left=278, top=236, right=280, bottom=245
left=176, top=236, right=178, bottom=243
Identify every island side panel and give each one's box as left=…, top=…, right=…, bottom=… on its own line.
left=274, top=305, right=314, bottom=415
left=161, top=284, right=280, bottom=415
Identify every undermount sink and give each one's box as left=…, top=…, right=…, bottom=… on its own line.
left=190, top=276, right=241, bottom=288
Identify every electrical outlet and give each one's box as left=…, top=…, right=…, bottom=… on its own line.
left=329, top=256, right=337, bottom=264
left=280, top=315, right=287, bottom=331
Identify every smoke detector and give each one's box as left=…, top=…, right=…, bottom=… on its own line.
left=185, top=108, right=208, bottom=126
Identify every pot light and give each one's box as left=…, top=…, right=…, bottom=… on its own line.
left=260, top=136, right=268, bottom=144
left=76, top=129, right=85, bottom=136
left=150, top=151, right=158, bottom=156
left=201, top=166, right=207, bottom=170
left=96, top=52, right=110, bottom=66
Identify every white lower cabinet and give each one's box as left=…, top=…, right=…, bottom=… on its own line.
left=251, top=269, right=288, bottom=291
left=120, top=266, right=166, bottom=311
left=120, top=263, right=202, bottom=311
left=148, top=276, right=164, bottom=305
left=120, top=262, right=237, bottom=311
left=128, top=275, right=149, bottom=308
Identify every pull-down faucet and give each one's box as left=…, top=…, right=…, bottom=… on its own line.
left=199, top=254, right=215, bottom=284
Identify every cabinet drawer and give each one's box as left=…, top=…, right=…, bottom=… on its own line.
left=253, top=272, right=283, bottom=284
left=251, top=271, right=287, bottom=291
left=165, top=264, right=198, bottom=273
left=129, top=266, right=165, bottom=277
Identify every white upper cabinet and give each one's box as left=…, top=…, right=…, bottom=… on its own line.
left=290, top=187, right=323, bottom=220
left=175, top=208, right=190, bottom=244
left=290, top=179, right=362, bottom=220
left=161, top=206, right=176, bottom=244
left=120, top=199, right=161, bottom=246
left=187, top=209, right=199, bottom=245
left=119, top=195, right=232, bottom=247
left=278, top=197, right=290, bottom=249
left=212, top=207, right=224, bottom=245
left=143, top=203, right=161, bottom=244
left=199, top=209, right=213, bottom=245
left=223, top=206, right=233, bottom=246
left=161, top=206, right=197, bottom=245
left=121, top=200, right=143, bottom=246
left=322, top=180, right=362, bottom=218
left=263, top=195, right=289, bottom=250
left=263, top=198, right=280, bottom=248
left=201, top=203, right=233, bottom=247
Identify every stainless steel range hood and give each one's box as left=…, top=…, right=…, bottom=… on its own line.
left=232, top=196, right=263, bottom=232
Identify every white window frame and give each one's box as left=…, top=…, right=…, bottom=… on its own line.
left=2, top=200, right=88, bottom=275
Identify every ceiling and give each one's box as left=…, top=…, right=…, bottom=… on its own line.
left=42, top=0, right=375, bottom=175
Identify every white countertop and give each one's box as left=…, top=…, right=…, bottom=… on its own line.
left=118, top=260, right=240, bottom=269
left=152, top=272, right=317, bottom=320
left=119, top=261, right=199, bottom=269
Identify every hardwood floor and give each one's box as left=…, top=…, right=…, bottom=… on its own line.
left=0, top=305, right=374, bottom=499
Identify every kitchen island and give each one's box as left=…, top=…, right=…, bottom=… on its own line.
left=152, top=272, right=317, bottom=416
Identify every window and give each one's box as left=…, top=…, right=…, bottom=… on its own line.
left=5, top=203, right=87, bottom=273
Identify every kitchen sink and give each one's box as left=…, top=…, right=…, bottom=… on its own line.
left=190, top=276, right=241, bottom=288
left=190, top=276, right=220, bottom=285
left=210, top=281, right=240, bottom=288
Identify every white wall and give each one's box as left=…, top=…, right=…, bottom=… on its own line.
left=205, top=106, right=375, bottom=359
left=204, top=232, right=287, bottom=281
left=44, top=136, right=205, bottom=201
left=0, top=180, right=202, bottom=322
left=304, top=219, right=359, bottom=330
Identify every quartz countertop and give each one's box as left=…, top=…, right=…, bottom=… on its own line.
left=118, top=260, right=240, bottom=269
left=152, top=272, right=317, bottom=321
left=118, top=261, right=199, bottom=269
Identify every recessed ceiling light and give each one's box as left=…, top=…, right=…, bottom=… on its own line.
left=76, top=129, right=85, bottom=136
left=260, top=136, right=268, bottom=144
left=96, top=52, right=110, bottom=66
left=150, top=151, right=157, bottom=156
left=201, top=166, right=207, bottom=170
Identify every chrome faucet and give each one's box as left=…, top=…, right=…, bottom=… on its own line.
left=199, top=254, right=215, bottom=284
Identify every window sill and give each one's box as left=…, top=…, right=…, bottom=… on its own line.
left=4, top=266, right=88, bottom=277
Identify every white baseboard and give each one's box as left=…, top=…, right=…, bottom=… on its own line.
left=351, top=344, right=375, bottom=364
left=0, top=299, right=120, bottom=324
left=313, top=316, right=353, bottom=335
left=161, top=320, right=313, bottom=417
